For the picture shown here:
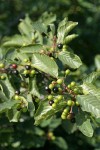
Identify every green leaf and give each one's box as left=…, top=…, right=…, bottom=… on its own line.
left=20, top=44, right=43, bottom=53
left=34, top=100, right=67, bottom=125
left=39, top=12, right=56, bottom=25
left=83, top=71, right=100, bottom=83
left=62, top=120, right=77, bottom=134
left=18, top=15, right=33, bottom=38
left=53, top=137, right=68, bottom=150
left=58, top=51, right=82, bottom=69
left=77, top=95, right=100, bottom=118
left=33, top=22, right=47, bottom=34
left=29, top=77, right=41, bottom=98
left=82, top=83, right=100, bottom=100
left=32, top=53, right=58, bottom=78
left=3, top=35, right=30, bottom=47
left=76, top=112, right=93, bottom=137
left=0, top=91, right=8, bottom=102
left=0, top=75, right=15, bottom=99
left=0, top=100, right=17, bottom=113
left=7, top=109, right=21, bottom=122
left=27, top=94, right=35, bottom=114
left=64, top=34, right=78, bottom=44
left=95, top=55, right=100, bottom=71
left=57, top=19, right=78, bottom=43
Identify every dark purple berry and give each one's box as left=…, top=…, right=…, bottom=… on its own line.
left=25, top=65, right=31, bottom=70
left=57, top=43, right=63, bottom=49
left=49, top=100, right=54, bottom=106
left=12, top=69, right=19, bottom=75
left=15, top=90, right=20, bottom=95
left=53, top=87, right=58, bottom=93
left=45, top=86, right=51, bottom=94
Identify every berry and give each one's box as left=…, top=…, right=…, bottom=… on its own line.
left=24, top=59, right=28, bottom=62
left=65, top=69, right=70, bottom=75
left=67, top=113, right=74, bottom=120
left=23, top=70, right=29, bottom=74
left=61, top=114, right=66, bottom=120
left=52, top=103, right=57, bottom=109
left=63, top=45, right=67, bottom=49
left=54, top=99, right=59, bottom=104
left=14, top=95, right=20, bottom=100
left=58, top=88, right=62, bottom=93
left=73, top=88, right=78, bottom=94
left=12, top=69, right=19, bottom=75
left=75, top=101, right=80, bottom=106
left=25, top=65, right=31, bottom=70
left=67, top=100, right=73, bottom=106
left=49, top=100, right=54, bottom=106
left=48, top=95, right=53, bottom=100
left=57, top=79, right=63, bottom=85
left=45, top=86, right=51, bottom=93
left=0, top=75, right=6, bottom=80
left=70, top=81, right=76, bottom=87
left=57, top=43, right=63, bottom=49
left=71, top=117, right=76, bottom=123
left=51, top=136, right=56, bottom=140
left=30, top=70, right=36, bottom=75
left=49, top=84, right=54, bottom=89
left=15, top=90, right=20, bottom=95
left=57, top=95, right=63, bottom=101
left=62, top=48, right=66, bottom=51
left=12, top=64, right=17, bottom=69
left=53, top=87, right=58, bottom=93
left=0, top=63, right=4, bottom=68
left=67, top=84, right=71, bottom=89
left=63, top=108, right=69, bottom=114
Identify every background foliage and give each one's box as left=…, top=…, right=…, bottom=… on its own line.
left=0, top=0, right=100, bottom=150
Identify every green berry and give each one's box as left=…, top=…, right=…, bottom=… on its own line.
left=14, top=95, right=20, bottom=100
left=67, top=100, right=73, bottom=106
left=73, top=88, right=78, bottom=94
left=63, top=45, right=67, bottom=49
left=0, top=63, right=5, bottom=68
left=70, top=81, right=76, bottom=87
left=58, top=88, right=62, bottom=93
left=52, top=136, right=56, bottom=140
left=54, top=99, right=59, bottom=104
left=61, top=114, right=66, bottom=120
left=49, top=84, right=54, bottom=89
left=52, top=103, right=57, bottom=109
left=57, top=95, right=63, bottom=101
left=65, top=69, right=70, bottom=75
left=48, top=95, right=53, bottom=100
left=57, top=78, right=63, bottom=84
left=24, top=59, right=28, bottom=62
left=76, top=101, right=80, bottom=106
left=63, top=108, right=69, bottom=114
left=23, top=70, right=29, bottom=74
left=30, top=70, right=36, bottom=75
left=68, top=84, right=71, bottom=89
left=0, top=75, right=6, bottom=80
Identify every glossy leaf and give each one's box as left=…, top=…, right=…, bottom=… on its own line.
left=58, top=51, right=82, bottom=69
left=77, top=95, right=100, bottom=118
left=32, top=53, right=58, bottom=78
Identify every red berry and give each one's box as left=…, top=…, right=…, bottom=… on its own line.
left=12, top=64, right=17, bottom=69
